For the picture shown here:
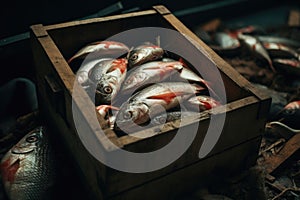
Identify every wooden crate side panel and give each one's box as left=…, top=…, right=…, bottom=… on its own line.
left=46, top=13, right=175, bottom=60
left=101, top=97, right=263, bottom=195
left=109, top=137, right=261, bottom=200
left=30, top=33, right=105, bottom=200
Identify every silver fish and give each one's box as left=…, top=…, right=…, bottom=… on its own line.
left=76, top=58, right=112, bottom=88
left=214, top=32, right=240, bottom=49
left=257, top=35, right=300, bottom=49
left=68, top=40, right=129, bottom=63
left=238, top=34, right=276, bottom=72
left=185, top=95, right=221, bottom=111
left=127, top=44, right=164, bottom=68
left=121, top=61, right=204, bottom=93
left=115, top=82, right=204, bottom=132
left=263, top=42, right=300, bottom=60
left=88, top=58, right=128, bottom=104
left=0, top=126, right=56, bottom=200
left=151, top=111, right=199, bottom=126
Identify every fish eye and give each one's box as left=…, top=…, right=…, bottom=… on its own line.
left=123, top=111, right=133, bottom=120
left=130, top=54, right=138, bottom=61
left=26, top=135, right=39, bottom=143
left=103, top=86, right=113, bottom=94
left=285, top=108, right=295, bottom=115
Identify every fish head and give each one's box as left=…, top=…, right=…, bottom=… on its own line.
left=122, top=71, right=148, bottom=92
left=115, top=101, right=149, bottom=132
left=128, top=46, right=163, bottom=67
left=11, top=128, right=43, bottom=154
left=95, top=75, right=119, bottom=104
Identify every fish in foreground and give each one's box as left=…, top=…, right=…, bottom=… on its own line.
left=121, top=60, right=205, bottom=94
left=88, top=58, right=128, bottom=105
left=127, top=43, right=164, bottom=68
left=238, top=34, right=276, bottom=72
left=0, top=126, right=56, bottom=200
left=274, top=101, right=300, bottom=130
left=68, top=40, right=129, bottom=63
left=96, top=105, right=119, bottom=129
left=185, top=95, right=221, bottom=111
left=115, top=82, right=205, bottom=132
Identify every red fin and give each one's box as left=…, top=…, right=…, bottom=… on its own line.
left=178, top=57, right=188, bottom=68
left=109, top=59, right=128, bottom=74
left=148, top=92, right=185, bottom=104
left=0, top=158, right=20, bottom=183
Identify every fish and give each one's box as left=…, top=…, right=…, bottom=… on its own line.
left=214, top=32, right=240, bottom=49
left=96, top=105, right=119, bottom=129
left=184, top=95, right=221, bottom=111
left=68, top=40, right=129, bottom=63
left=0, top=126, right=56, bottom=200
left=114, top=82, right=205, bottom=132
left=151, top=111, right=199, bottom=126
left=88, top=58, right=128, bottom=105
left=127, top=43, right=164, bottom=68
left=121, top=60, right=205, bottom=94
left=263, top=42, right=300, bottom=60
left=257, top=35, right=300, bottom=49
left=273, top=58, right=300, bottom=76
left=237, top=34, right=276, bottom=72
left=76, top=58, right=112, bottom=89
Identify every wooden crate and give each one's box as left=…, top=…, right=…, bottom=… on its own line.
left=30, top=5, right=271, bottom=200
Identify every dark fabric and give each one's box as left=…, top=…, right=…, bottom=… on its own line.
left=0, top=78, right=38, bottom=134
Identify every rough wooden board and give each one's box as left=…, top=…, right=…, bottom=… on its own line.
left=288, top=10, right=300, bottom=27
left=263, top=133, right=300, bottom=174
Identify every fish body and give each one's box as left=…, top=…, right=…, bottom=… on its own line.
left=88, top=58, right=128, bottom=104
left=185, top=95, right=221, bottom=111
left=68, top=41, right=129, bottom=63
left=0, top=126, right=55, bottom=200
left=115, top=82, right=204, bottom=132
left=238, top=34, right=275, bottom=72
left=151, top=111, right=199, bottom=126
left=263, top=42, right=300, bottom=60
left=214, top=32, right=240, bottom=49
left=273, top=101, right=300, bottom=130
left=273, top=58, right=300, bottom=76
left=76, top=58, right=112, bottom=88
left=257, top=36, right=300, bottom=49
left=127, top=44, right=164, bottom=67
left=96, top=105, right=119, bottom=129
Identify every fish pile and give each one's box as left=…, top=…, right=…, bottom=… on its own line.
left=0, top=126, right=56, bottom=200
left=69, top=40, right=221, bottom=134
left=194, top=23, right=300, bottom=131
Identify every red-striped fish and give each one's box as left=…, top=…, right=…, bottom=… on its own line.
left=185, top=95, right=221, bottom=111
left=96, top=105, right=119, bottom=129
left=115, top=82, right=204, bottom=132
left=88, top=58, right=128, bottom=104
left=68, top=41, right=129, bottom=63
left=127, top=43, right=164, bottom=68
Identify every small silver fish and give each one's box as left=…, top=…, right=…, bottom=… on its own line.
left=151, top=111, right=199, bottom=126
left=214, top=32, right=240, bottom=49
left=263, top=42, right=300, bottom=60
left=88, top=58, right=128, bottom=104
left=115, top=82, right=204, bottom=132
left=238, top=34, right=275, bottom=72
left=0, top=127, right=56, bottom=200
left=76, top=58, right=112, bottom=89
left=68, top=41, right=129, bottom=63
left=127, top=44, right=164, bottom=68
left=185, top=95, right=221, bottom=111
left=121, top=60, right=203, bottom=93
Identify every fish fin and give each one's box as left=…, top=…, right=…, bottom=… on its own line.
left=1, top=158, right=20, bottom=183
left=178, top=57, right=189, bottom=68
